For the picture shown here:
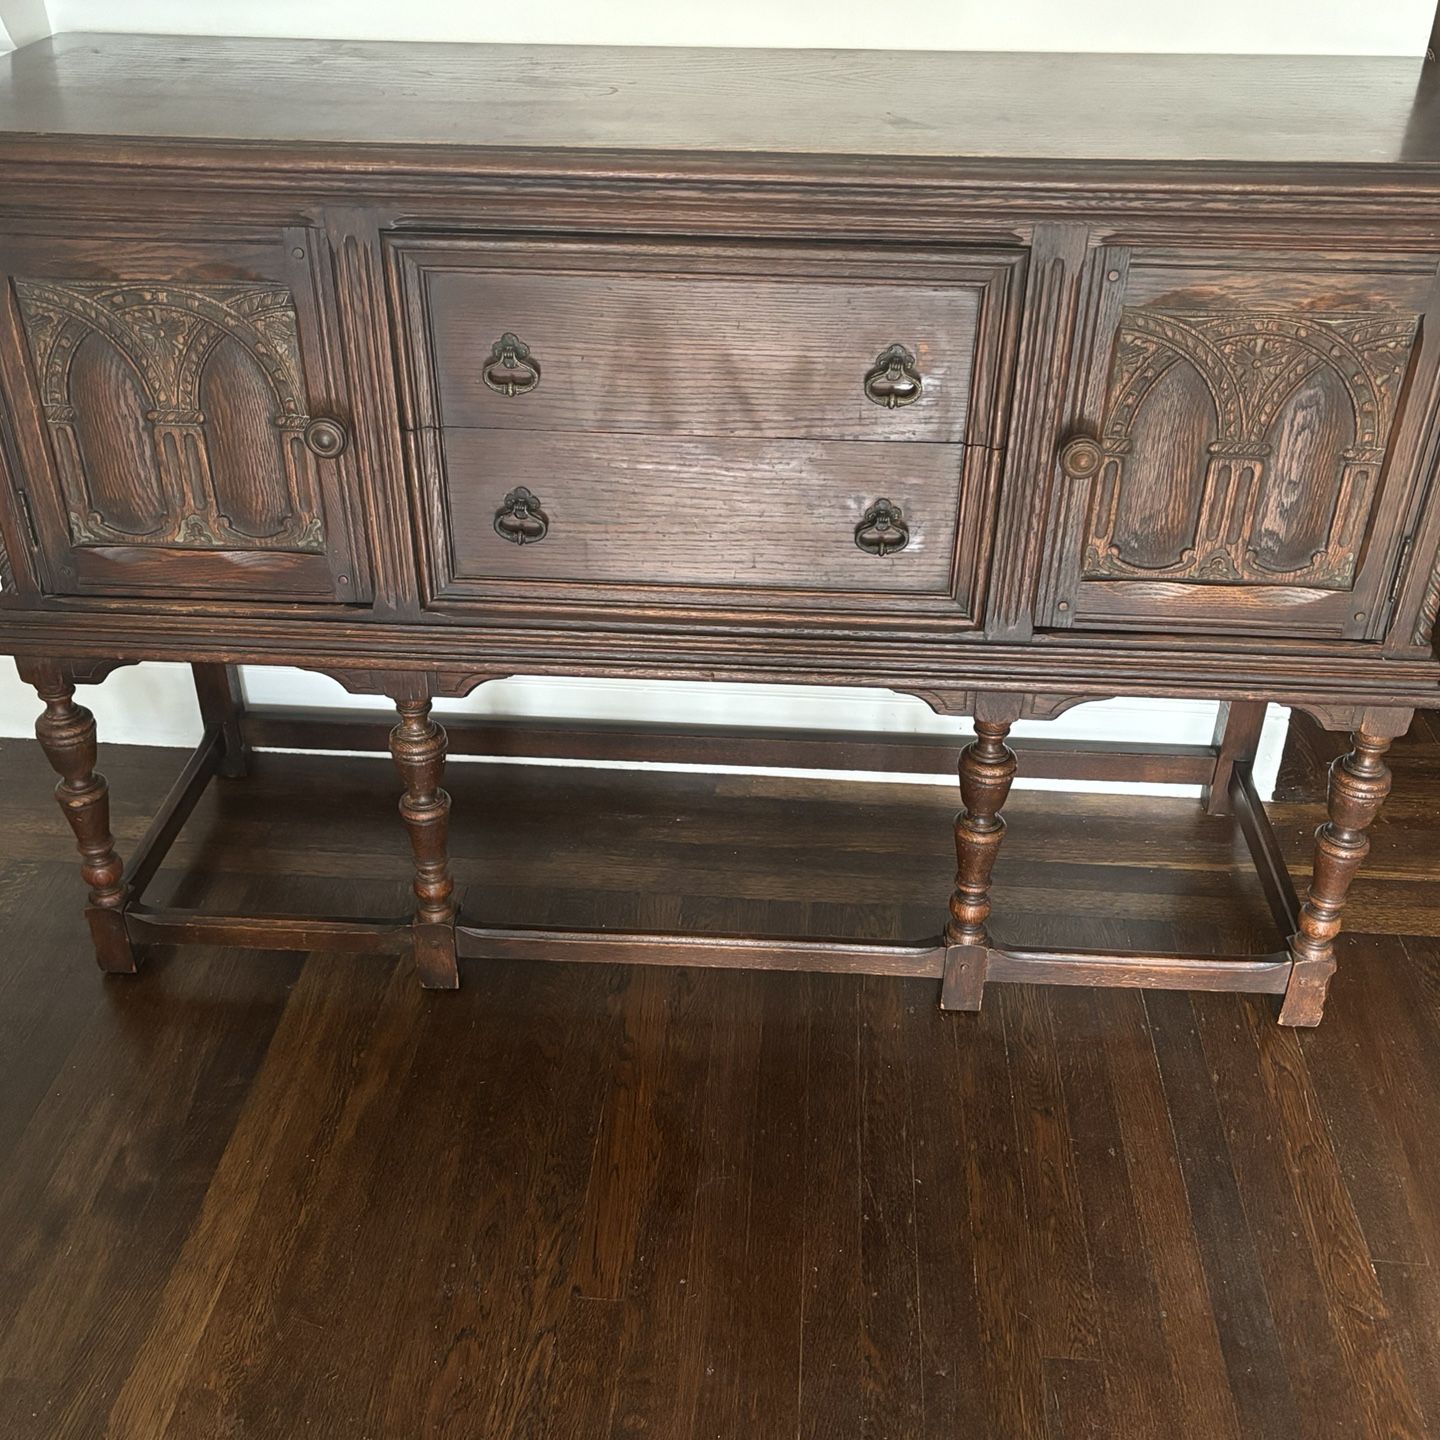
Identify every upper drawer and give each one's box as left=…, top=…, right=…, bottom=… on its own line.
left=390, top=237, right=1023, bottom=447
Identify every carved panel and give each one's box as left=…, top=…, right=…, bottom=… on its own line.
left=0, top=530, right=11, bottom=594
left=1417, top=555, right=1440, bottom=647
left=14, top=281, right=327, bottom=553
left=1082, top=309, right=1417, bottom=590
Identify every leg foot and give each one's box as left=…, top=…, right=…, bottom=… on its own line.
left=941, top=719, right=1016, bottom=1014
left=941, top=942, right=990, bottom=1012
left=413, top=922, right=461, bottom=991
left=1278, top=957, right=1335, bottom=1028
left=1280, top=729, right=1392, bottom=1027
left=31, top=666, right=137, bottom=974
left=389, top=697, right=459, bottom=990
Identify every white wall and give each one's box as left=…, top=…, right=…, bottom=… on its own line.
left=0, top=658, right=1292, bottom=800
left=0, top=0, right=47, bottom=49
left=24, top=1, right=1439, bottom=55
left=0, top=2, right=1386, bottom=793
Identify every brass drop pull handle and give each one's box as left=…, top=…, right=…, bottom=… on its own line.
left=863, top=343, right=923, bottom=409
left=855, top=498, right=910, bottom=556
left=483, top=332, right=541, bottom=397
left=1058, top=434, right=1104, bottom=480
left=303, top=416, right=349, bottom=459
left=494, top=486, right=549, bottom=545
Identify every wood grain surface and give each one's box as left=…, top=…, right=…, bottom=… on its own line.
left=441, top=428, right=966, bottom=594
left=423, top=267, right=983, bottom=441
left=0, top=39, right=1436, bottom=719
left=0, top=35, right=1437, bottom=167
left=0, top=36, right=1439, bottom=1028
left=1, top=714, right=1439, bottom=1437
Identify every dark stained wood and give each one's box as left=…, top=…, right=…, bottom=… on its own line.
left=125, top=906, right=411, bottom=954
left=1, top=730, right=1440, bottom=1436
left=1283, top=729, right=1399, bottom=1025
left=1044, top=251, right=1440, bottom=641
left=1141, top=987, right=1309, bottom=1436
left=0, top=33, right=1438, bottom=1021
left=1192, top=991, right=1428, bottom=1436
left=239, top=709, right=1223, bottom=785
left=438, top=428, right=971, bottom=596
left=985, top=945, right=1292, bottom=993
left=411, top=242, right=996, bottom=442
left=0, top=671, right=1399, bottom=1019
left=389, top=697, right=459, bottom=989
left=0, top=233, right=367, bottom=604
left=120, top=725, right=224, bottom=901
left=941, top=717, right=1017, bottom=1010
left=1204, top=699, right=1266, bottom=817
left=65, top=326, right=166, bottom=532
left=459, top=924, right=946, bottom=976
left=20, top=656, right=134, bottom=973
left=1230, top=760, right=1303, bottom=935
left=1275, top=705, right=1353, bottom=802
left=190, top=662, right=248, bottom=777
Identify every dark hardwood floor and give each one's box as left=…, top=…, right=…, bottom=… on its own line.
left=2, top=713, right=1439, bottom=1439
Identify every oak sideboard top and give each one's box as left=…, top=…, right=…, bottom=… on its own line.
left=1, top=33, right=1440, bottom=170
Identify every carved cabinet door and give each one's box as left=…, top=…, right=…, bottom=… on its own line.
left=1036, top=248, right=1440, bottom=639
left=0, top=228, right=370, bottom=604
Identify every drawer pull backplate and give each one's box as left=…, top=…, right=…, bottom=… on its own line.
left=483, top=332, right=541, bottom=397
left=493, top=486, right=549, bottom=545
left=863, top=343, right=923, bottom=409
left=855, top=498, right=910, bottom=556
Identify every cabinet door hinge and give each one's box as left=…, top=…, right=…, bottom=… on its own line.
left=1388, top=534, right=1415, bottom=610
left=1382, top=532, right=1416, bottom=627
left=15, top=488, right=39, bottom=549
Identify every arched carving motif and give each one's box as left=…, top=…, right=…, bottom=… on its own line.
left=14, top=280, right=325, bottom=553
left=1414, top=559, right=1440, bottom=649
left=1082, top=308, right=1416, bottom=590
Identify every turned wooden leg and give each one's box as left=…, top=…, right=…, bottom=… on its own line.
left=389, top=697, right=459, bottom=989
left=1280, top=730, right=1392, bottom=1027
left=32, top=669, right=137, bottom=974
left=940, top=720, right=1017, bottom=1012
left=192, top=663, right=249, bottom=778
left=1203, top=700, right=1266, bottom=817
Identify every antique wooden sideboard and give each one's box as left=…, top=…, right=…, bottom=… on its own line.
left=3, top=35, right=1440, bottom=1025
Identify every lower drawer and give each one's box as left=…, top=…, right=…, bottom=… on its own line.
left=430, top=429, right=983, bottom=613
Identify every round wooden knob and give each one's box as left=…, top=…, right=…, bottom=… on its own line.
left=303, top=416, right=349, bottom=459
left=1058, top=435, right=1103, bottom=480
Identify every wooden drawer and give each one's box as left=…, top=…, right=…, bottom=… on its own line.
left=425, top=271, right=983, bottom=443
left=395, top=237, right=1019, bottom=447
left=441, top=429, right=969, bottom=595
left=391, top=236, right=1023, bottom=624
